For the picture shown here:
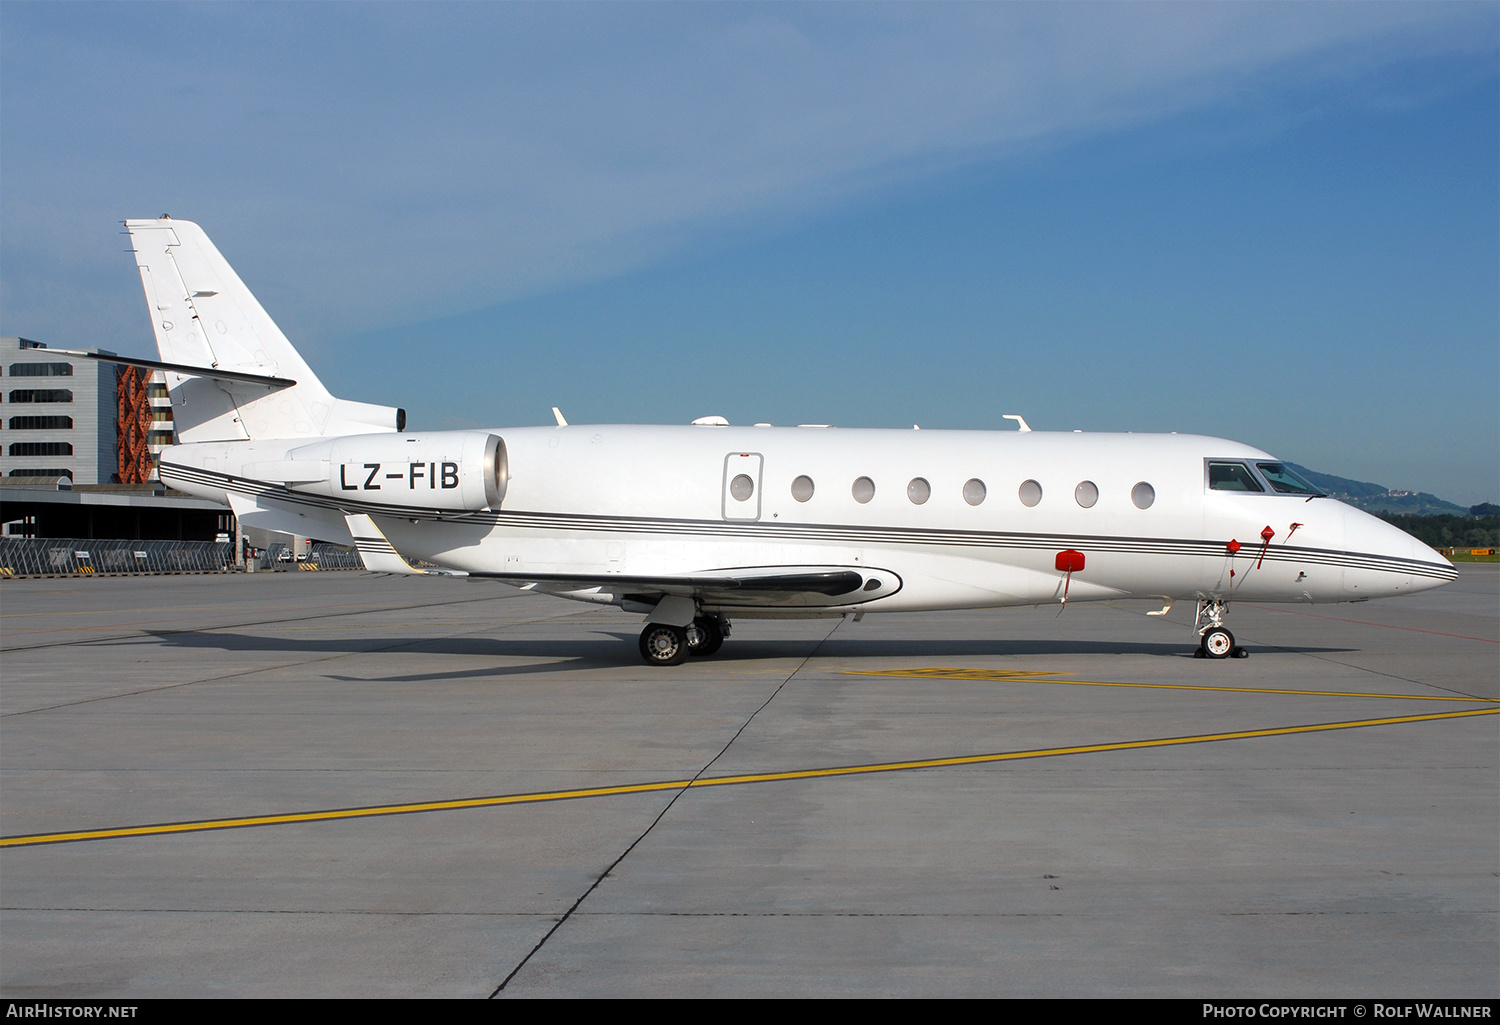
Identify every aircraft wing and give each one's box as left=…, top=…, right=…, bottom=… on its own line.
left=471, top=566, right=897, bottom=610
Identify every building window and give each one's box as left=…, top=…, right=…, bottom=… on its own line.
left=8, top=362, right=73, bottom=377
left=8, top=389, right=73, bottom=403
left=8, top=416, right=73, bottom=430
left=9, top=442, right=73, bottom=456
left=8, top=468, right=72, bottom=479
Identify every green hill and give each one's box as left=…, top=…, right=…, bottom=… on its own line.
left=1285, top=463, right=1470, bottom=516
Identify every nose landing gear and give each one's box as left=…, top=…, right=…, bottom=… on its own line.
left=1194, top=599, right=1248, bottom=659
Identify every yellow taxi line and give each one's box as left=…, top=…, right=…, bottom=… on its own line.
left=3, top=706, right=1493, bottom=849
left=844, top=668, right=1496, bottom=702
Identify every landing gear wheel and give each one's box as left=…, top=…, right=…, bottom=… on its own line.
left=1201, top=627, right=1235, bottom=660
left=639, top=624, right=689, bottom=666
left=688, top=617, right=724, bottom=657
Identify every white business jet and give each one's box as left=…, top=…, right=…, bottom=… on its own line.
left=64, top=218, right=1456, bottom=665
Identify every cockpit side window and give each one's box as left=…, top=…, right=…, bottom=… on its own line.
left=1256, top=462, right=1325, bottom=496
left=1207, top=461, right=1264, bottom=492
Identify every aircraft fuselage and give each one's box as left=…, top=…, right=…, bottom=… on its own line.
left=160, top=424, right=1454, bottom=618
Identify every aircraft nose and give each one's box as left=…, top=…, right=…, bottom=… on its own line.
left=1341, top=505, right=1454, bottom=598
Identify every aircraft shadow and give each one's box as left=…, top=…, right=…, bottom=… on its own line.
left=119, top=628, right=1356, bottom=683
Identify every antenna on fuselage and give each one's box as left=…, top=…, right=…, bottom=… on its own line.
left=1003, top=414, right=1031, bottom=432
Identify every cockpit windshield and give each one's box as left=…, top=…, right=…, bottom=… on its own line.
left=1256, top=462, right=1325, bottom=496
left=1208, top=461, right=1264, bottom=492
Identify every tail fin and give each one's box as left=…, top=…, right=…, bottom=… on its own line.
left=125, top=217, right=402, bottom=443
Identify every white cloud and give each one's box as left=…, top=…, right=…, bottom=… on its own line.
left=1, top=3, right=1490, bottom=349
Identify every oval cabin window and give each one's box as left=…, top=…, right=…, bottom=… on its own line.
left=1132, top=482, right=1155, bottom=509
left=729, top=474, right=755, bottom=502
left=1018, top=480, right=1042, bottom=507
left=963, top=479, right=986, bottom=506
left=852, top=477, right=875, bottom=504
left=907, top=478, right=931, bottom=505
left=791, top=475, right=814, bottom=502
left=1075, top=481, right=1099, bottom=508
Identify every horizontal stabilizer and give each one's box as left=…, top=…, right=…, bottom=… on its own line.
left=50, top=349, right=296, bottom=390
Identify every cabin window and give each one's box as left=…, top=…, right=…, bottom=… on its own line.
left=906, top=477, right=931, bottom=505
left=1208, top=461, right=1263, bottom=492
left=963, top=479, right=986, bottom=506
left=852, top=476, right=875, bottom=504
left=1018, top=479, right=1042, bottom=507
left=729, top=474, right=755, bottom=502
left=791, top=475, right=814, bottom=502
left=1131, top=482, right=1156, bottom=509
left=1256, top=463, right=1324, bottom=496
left=1075, top=481, right=1098, bottom=508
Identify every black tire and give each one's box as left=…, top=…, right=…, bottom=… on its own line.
left=688, top=617, right=724, bottom=657
left=639, top=624, right=689, bottom=666
left=1202, top=627, right=1234, bottom=659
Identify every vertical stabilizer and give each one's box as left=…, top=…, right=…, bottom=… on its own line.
left=126, top=217, right=402, bottom=442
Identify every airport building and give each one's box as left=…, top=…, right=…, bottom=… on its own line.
left=0, top=336, right=227, bottom=543
left=0, top=337, right=337, bottom=562
left=2, top=336, right=175, bottom=484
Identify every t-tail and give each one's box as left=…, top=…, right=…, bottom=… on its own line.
left=122, top=217, right=403, bottom=443
left=96, top=218, right=503, bottom=563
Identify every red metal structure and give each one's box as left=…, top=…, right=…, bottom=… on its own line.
left=116, top=364, right=154, bottom=484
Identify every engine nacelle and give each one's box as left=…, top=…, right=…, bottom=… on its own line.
left=284, top=431, right=507, bottom=513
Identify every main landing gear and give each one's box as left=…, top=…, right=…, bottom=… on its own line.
left=1193, top=599, right=1248, bottom=659
left=638, top=616, right=730, bottom=666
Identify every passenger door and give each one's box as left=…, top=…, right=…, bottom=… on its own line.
left=722, top=452, right=763, bottom=521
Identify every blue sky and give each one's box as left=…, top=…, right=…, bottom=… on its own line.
left=2, top=3, right=1496, bottom=504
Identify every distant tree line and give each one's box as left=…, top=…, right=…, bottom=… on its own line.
left=1378, top=512, right=1498, bottom=549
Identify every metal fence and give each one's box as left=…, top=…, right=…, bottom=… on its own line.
left=0, top=537, right=367, bottom=577
left=0, top=537, right=234, bottom=576
left=292, top=544, right=364, bottom=571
